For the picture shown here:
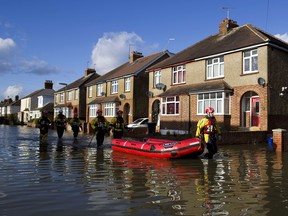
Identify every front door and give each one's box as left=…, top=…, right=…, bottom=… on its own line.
left=251, top=96, right=260, bottom=127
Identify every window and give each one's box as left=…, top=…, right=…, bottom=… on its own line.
left=89, top=104, right=97, bottom=117
left=97, top=84, right=103, bottom=96
left=60, top=93, right=64, bottom=103
left=125, top=77, right=130, bottom=92
left=161, top=96, right=179, bottom=115
left=68, top=91, right=72, bottom=101
left=37, top=96, right=43, bottom=108
left=111, top=80, right=118, bottom=94
left=74, top=89, right=79, bottom=100
left=173, top=65, right=186, bottom=84
left=88, top=86, right=93, bottom=98
left=207, top=56, right=224, bottom=79
left=104, top=103, right=118, bottom=117
left=243, top=49, right=258, bottom=73
left=154, top=70, right=161, bottom=87
left=197, top=92, right=230, bottom=115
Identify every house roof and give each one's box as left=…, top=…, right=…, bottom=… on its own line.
left=86, top=50, right=173, bottom=86
left=22, top=88, right=55, bottom=99
left=147, top=23, right=288, bottom=71
left=158, top=80, right=233, bottom=97
left=88, top=96, right=120, bottom=105
left=56, top=71, right=100, bottom=92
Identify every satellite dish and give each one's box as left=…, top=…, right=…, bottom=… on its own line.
left=257, top=77, right=266, bottom=87
left=155, top=83, right=166, bottom=91
left=146, top=91, right=153, bottom=97
left=101, top=92, right=106, bottom=96
left=119, top=94, right=126, bottom=99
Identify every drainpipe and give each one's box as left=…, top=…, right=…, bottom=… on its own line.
left=188, top=94, right=191, bottom=134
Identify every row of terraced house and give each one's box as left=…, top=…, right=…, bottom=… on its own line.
left=1, top=18, right=288, bottom=144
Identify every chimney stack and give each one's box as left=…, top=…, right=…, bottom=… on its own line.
left=129, top=51, right=143, bottom=63
left=44, top=80, right=53, bottom=89
left=85, top=68, right=96, bottom=76
left=219, top=18, right=238, bottom=35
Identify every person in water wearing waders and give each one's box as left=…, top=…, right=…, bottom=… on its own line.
left=38, top=110, right=51, bottom=142
left=91, top=109, right=109, bottom=148
left=110, top=110, right=125, bottom=139
left=69, top=113, right=82, bottom=140
left=196, top=107, right=221, bottom=159
left=54, top=109, right=67, bottom=139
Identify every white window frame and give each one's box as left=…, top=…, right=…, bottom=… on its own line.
left=88, top=86, right=93, bottom=98
left=125, top=77, right=130, bottom=92
left=172, top=65, right=186, bottom=84
left=161, top=96, right=179, bottom=115
left=243, top=49, right=258, bottom=74
left=197, top=91, right=230, bottom=115
left=74, top=89, right=79, bottom=100
left=68, top=91, right=72, bottom=101
left=154, top=70, right=161, bottom=87
left=37, top=96, right=43, bottom=108
left=89, top=104, right=97, bottom=117
left=97, top=84, right=103, bottom=96
left=60, top=93, right=64, bottom=103
left=111, top=80, right=118, bottom=94
left=104, top=102, right=117, bottom=117
left=207, top=56, right=224, bottom=79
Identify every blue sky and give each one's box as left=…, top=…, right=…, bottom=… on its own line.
left=0, top=0, right=287, bottom=100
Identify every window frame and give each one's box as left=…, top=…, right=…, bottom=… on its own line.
left=197, top=91, right=230, bottom=115
left=161, top=96, right=180, bottom=115
left=243, top=49, right=258, bottom=74
left=206, top=56, right=224, bottom=79
left=124, top=77, right=130, bottom=92
left=111, top=80, right=118, bottom=94
left=172, top=65, right=186, bottom=85
left=154, top=70, right=161, bottom=87
left=97, top=84, right=103, bottom=96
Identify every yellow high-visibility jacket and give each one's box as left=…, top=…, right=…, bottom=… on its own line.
left=195, top=116, right=221, bottom=143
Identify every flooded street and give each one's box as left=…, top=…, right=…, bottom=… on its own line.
left=1, top=125, right=288, bottom=216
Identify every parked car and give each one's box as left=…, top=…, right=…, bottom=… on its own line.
left=126, top=118, right=148, bottom=129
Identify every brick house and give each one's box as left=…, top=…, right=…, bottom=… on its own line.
left=85, top=50, right=173, bottom=132
left=54, top=68, right=100, bottom=121
left=146, top=18, right=288, bottom=137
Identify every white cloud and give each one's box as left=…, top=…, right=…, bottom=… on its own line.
left=274, top=33, right=288, bottom=42
left=3, top=85, right=23, bottom=99
left=90, top=32, right=144, bottom=74
left=20, top=58, right=60, bottom=75
left=0, top=37, right=16, bottom=51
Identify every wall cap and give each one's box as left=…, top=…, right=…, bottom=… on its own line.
left=272, top=128, right=287, bottom=132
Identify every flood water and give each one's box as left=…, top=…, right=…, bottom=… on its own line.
left=1, top=125, right=288, bottom=216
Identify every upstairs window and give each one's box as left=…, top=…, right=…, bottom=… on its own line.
left=74, top=89, right=79, bottom=100
left=243, top=49, right=258, bottom=73
left=68, top=91, right=72, bottom=101
left=207, top=56, right=224, bottom=79
left=111, top=80, right=118, bottom=94
left=125, top=77, right=130, bottom=92
left=154, top=70, right=161, bottom=87
left=60, top=93, right=64, bottom=103
left=172, top=65, right=186, bottom=84
left=97, top=84, right=103, bottom=96
left=88, top=86, right=93, bottom=98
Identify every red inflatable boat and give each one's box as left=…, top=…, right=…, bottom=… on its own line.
left=111, top=137, right=204, bottom=159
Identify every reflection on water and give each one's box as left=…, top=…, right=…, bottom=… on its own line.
left=1, top=125, right=288, bottom=215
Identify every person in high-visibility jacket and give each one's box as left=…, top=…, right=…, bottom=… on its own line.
left=196, top=107, right=221, bottom=159
left=69, top=113, right=82, bottom=140
left=110, top=110, right=125, bottom=139
left=38, top=110, right=51, bottom=142
left=90, top=110, right=109, bottom=147
left=54, top=109, right=67, bottom=139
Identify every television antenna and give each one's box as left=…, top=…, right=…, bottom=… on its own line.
left=222, top=7, right=232, bottom=19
